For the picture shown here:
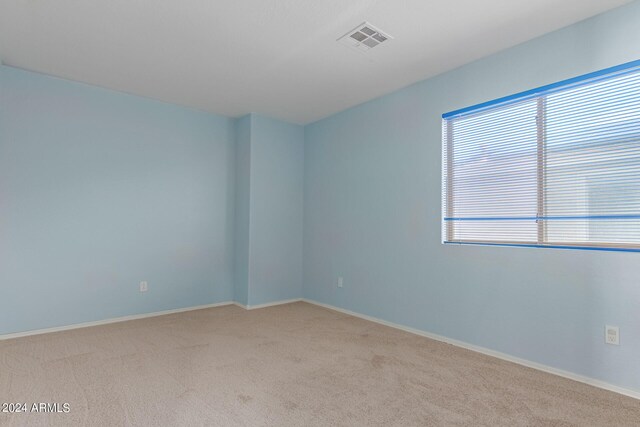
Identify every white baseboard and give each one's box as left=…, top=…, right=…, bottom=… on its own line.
left=1, top=298, right=301, bottom=340
left=301, top=298, right=640, bottom=401
left=0, top=301, right=234, bottom=341
left=234, top=298, right=302, bottom=310
left=5, top=296, right=636, bottom=400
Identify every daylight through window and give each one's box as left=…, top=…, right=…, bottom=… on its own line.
left=442, top=61, right=640, bottom=251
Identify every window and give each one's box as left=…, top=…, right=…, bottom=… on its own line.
left=442, top=60, right=640, bottom=252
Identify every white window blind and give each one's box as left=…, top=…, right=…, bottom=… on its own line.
left=442, top=60, right=640, bottom=252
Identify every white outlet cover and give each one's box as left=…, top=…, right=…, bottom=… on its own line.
left=140, top=281, right=148, bottom=292
left=337, top=277, right=344, bottom=288
left=605, top=325, right=619, bottom=345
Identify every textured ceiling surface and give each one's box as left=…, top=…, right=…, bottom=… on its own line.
left=0, top=0, right=632, bottom=124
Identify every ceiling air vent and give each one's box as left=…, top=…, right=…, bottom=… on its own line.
left=338, top=22, right=392, bottom=52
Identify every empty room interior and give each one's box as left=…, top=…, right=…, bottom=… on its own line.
left=2, top=0, right=640, bottom=425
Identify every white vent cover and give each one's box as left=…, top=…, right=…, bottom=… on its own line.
left=338, top=22, right=392, bottom=52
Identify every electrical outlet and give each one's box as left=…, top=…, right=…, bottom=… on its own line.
left=139, top=281, right=148, bottom=293
left=337, top=276, right=344, bottom=288
left=605, top=325, right=619, bottom=345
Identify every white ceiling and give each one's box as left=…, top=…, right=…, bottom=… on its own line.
left=0, top=0, right=632, bottom=124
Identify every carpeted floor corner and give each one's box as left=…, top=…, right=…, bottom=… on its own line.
left=1, top=302, right=639, bottom=426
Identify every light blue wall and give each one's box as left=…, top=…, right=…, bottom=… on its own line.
left=234, top=115, right=251, bottom=306
left=303, top=0, right=640, bottom=393
left=248, top=115, right=304, bottom=305
left=234, top=114, right=304, bottom=306
left=0, top=66, right=236, bottom=334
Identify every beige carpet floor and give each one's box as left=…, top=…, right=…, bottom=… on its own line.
left=1, top=302, right=639, bottom=426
